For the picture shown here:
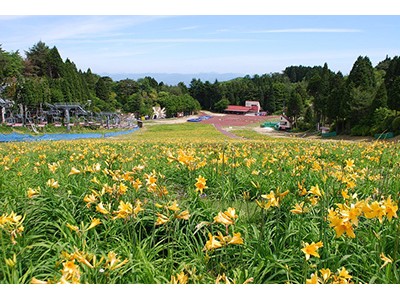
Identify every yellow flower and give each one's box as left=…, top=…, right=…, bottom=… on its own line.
left=261, top=190, right=278, bottom=206
left=46, top=178, right=60, bottom=189
left=87, top=218, right=101, bottom=231
left=144, top=173, right=157, bottom=186
left=363, top=201, right=386, bottom=223
left=335, top=267, right=352, bottom=283
left=306, top=272, right=319, bottom=284
left=31, top=277, right=48, bottom=284
left=105, top=251, right=128, bottom=270
left=27, top=187, right=40, bottom=198
left=203, top=233, right=223, bottom=251
left=83, top=193, right=98, bottom=208
left=380, top=253, right=393, bottom=269
left=5, top=253, right=17, bottom=267
left=227, top=232, right=244, bottom=245
left=48, top=162, right=59, bottom=173
left=195, top=175, right=207, bottom=194
left=215, top=273, right=232, bottom=284
left=384, top=195, right=398, bottom=221
left=66, top=223, right=79, bottom=232
left=113, top=201, right=133, bottom=220
left=309, top=184, right=323, bottom=198
left=224, top=207, right=238, bottom=220
left=341, top=189, right=350, bottom=200
left=297, top=182, right=308, bottom=196
left=131, top=178, right=142, bottom=191
left=319, top=268, right=332, bottom=282
left=170, top=271, right=188, bottom=284
left=117, top=183, right=128, bottom=195
left=214, top=211, right=234, bottom=226
left=68, top=167, right=81, bottom=176
left=344, top=159, right=355, bottom=171
left=96, top=202, right=110, bottom=215
left=290, top=202, right=308, bottom=214
left=301, top=241, right=323, bottom=260
left=155, top=213, right=169, bottom=226
left=176, top=210, right=190, bottom=220
left=167, top=201, right=180, bottom=212
left=91, top=176, right=100, bottom=184
left=133, top=200, right=144, bottom=215
left=62, top=260, right=80, bottom=278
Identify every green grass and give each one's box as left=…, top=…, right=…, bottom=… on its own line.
left=0, top=123, right=399, bottom=284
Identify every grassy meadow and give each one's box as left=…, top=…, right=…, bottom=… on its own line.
left=0, top=122, right=399, bottom=284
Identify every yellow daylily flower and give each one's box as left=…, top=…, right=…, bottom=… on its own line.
left=96, top=202, right=110, bottom=215
left=195, top=175, right=207, bottom=194
left=384, top=196, right=398, bottom=221
left=319, top=268, right=332, bottom=282
left=301, top=241, right=323, bottom=260
left=87, top=218, right=101, bottom=231
left=203, top=233, right=223, bottom=251
left=309, top=184, right=323, bottom=198
left=170, top=271, right=188, bottom=284
left=46, top=178, right=60, bottom=189
left=31, top=277, right=48, bottom=284
left=27, top=187, right=41, bottom=198
left=227, top=232, right=244, bottom=245
left=176, top=210, right=190, bottom=220
left=306, top=272, right=319, bottom=284
left=167, top=201, right=180, bottom=212
left=380, top=253, right=393, bottom=269
left=68, top=167, right=81, bottom=176
left=290, top=202, right=308, bottom=214
left=155, top=213, right=169, bottom=226
left=66, top=223, right=79, bottom=233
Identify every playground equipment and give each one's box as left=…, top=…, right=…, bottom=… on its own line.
left=1, top=96, right=131, bottom=132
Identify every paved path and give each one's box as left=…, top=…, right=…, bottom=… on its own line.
left=213, top=124, right=245, bottom=139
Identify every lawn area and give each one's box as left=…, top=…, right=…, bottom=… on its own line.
left=0, top=123, right=399, bottom=284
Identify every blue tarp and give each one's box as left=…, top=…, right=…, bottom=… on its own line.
left=0, top=127, right=139, bottom=143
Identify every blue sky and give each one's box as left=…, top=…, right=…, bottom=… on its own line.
left=1, top=13, right=400, bottom=76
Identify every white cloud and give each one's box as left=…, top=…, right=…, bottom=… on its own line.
left=247, top=28, right=362, bottom=33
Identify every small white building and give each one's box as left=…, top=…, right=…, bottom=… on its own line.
left=276, top=115, right=293, bottom=130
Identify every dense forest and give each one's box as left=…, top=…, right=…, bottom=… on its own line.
left=1, top=41, right=400, bottom=135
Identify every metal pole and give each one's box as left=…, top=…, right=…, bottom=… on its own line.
left=65, top=108, right=70, bottom=132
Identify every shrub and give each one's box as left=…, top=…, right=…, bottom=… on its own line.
left=351, top=124, right=371, bottom=136
left=391, top=116, right=400, bottom=134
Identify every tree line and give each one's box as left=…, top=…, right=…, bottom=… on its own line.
left=1, top=41, right=400, bottom=135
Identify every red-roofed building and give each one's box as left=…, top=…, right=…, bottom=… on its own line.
left=224, top=105, right=251, bottom=114
left=276, top=114, right=294, bottom=130
left=224, top=101, right=261, bottom=114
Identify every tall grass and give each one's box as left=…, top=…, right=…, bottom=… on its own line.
left=0, top=124, right=399, bottom=283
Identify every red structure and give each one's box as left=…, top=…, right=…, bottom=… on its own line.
left=224, top=101, right=261, bottom=114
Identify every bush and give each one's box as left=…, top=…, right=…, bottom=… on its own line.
left=392, top=116, right=400, bottom=133
left=351, top=124, right=371, bottom=136
left=369, top=108, right=396, bottom=135
left=213, top=99, right=230, bottom=113
left=296, top=120, right=313, bottom=131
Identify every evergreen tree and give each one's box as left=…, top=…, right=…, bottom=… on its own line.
left=25, top=41, right=50, bottom=77
left=387, top=77, right=400, bottom=113
left=385, top=56, right=400, bottom=114
left=286, top=89, right=304, bottom=124
left=348, top=56, right=376, bottom=90
left=47, top=47, right=64, bottom=79
left=95, top=77, right=111, bottom=101
left=371, top=83, right=388, bottom=112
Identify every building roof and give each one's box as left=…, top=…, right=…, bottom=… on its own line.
left=281, top=115, right=293, bottom=123
left=224, top=105, right=251, bottom=112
